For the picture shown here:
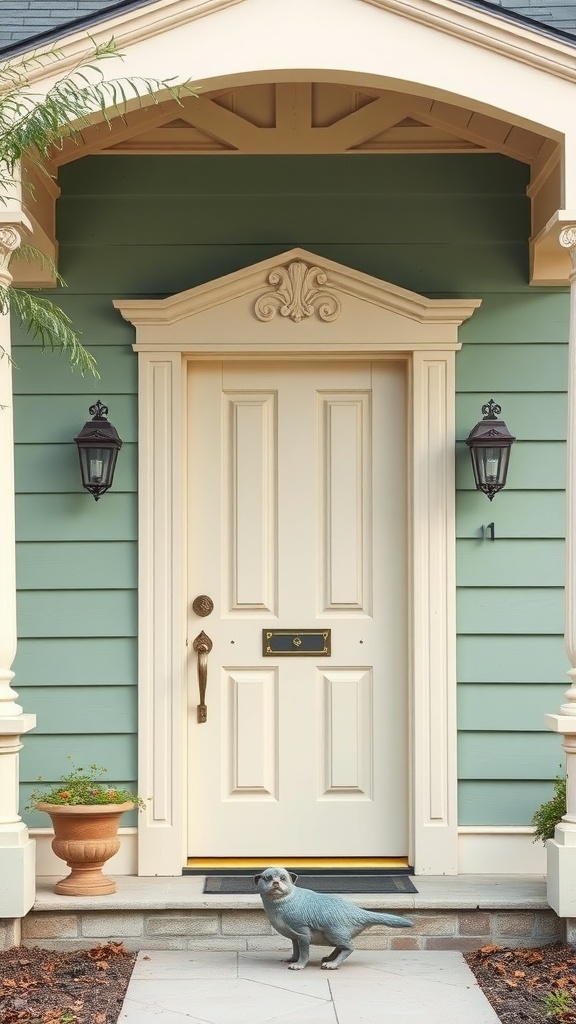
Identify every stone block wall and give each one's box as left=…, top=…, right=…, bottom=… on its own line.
left=3, top=907, right=562, bottom=952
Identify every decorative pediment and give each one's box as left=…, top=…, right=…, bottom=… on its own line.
left=114, top=248, right=480, bottom=354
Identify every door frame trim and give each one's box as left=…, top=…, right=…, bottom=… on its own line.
left=115, top=248, right=480, bottom=876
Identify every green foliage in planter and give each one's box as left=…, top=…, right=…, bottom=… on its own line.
left=531, top=775, right=566, bottom=844
left=26, top=760, right=145, bottom=810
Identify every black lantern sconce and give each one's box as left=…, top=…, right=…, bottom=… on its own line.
left=74, top=401, right=123, bottom=501
left=466, top=399, right=516, bottom=501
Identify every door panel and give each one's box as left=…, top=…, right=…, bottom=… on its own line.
left=187, top=360, right=407, bottom=856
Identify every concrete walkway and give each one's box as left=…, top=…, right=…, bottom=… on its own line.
left=118, top=949, right=500, bottom=1023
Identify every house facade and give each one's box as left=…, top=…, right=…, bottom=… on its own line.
left=3, top=0, right=576, bottom=924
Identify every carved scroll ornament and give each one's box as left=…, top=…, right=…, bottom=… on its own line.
left=560, top=226, right=576, bottom=250
left=254, top=261, right=341, bottom=323
left=0, top=226, right=22, bottom=284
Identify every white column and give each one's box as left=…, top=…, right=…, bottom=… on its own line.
left=546, top=223, right=576, bottom=917
left=0, top=211, right=37, bottom=919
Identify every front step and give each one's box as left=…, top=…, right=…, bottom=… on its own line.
left=16, top=873, right=563, bottom=952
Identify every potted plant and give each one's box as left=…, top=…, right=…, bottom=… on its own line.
left=27, top=761, right=144, bottom=896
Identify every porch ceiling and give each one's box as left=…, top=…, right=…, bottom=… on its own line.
left=14, top=78, right=563, bottom=289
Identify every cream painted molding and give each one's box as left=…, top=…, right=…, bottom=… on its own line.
left=411, top=351, right=458, bottom=874
left=363, top=0, right=576, bottom=81
left=531, top=209, right=576, bottom=285
left=13, top=0, right=576, bottom=94
left=14, top=0, right=246, bottom=85
left=254, top=262, right=341, bottom=323
left=116, top=248, right=480, bottom=876
left=115, top=247, right=481, bottom=336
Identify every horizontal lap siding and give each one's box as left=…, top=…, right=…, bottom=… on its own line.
left=12, top=152, right=566, bottom=830
left=13, top=154, right=140, bottom=823
left=453, top=168, right=567, bottom=823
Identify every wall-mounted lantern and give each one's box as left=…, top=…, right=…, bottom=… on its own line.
left=466, top=399, right=515, bottom=501
left=74, top=401, right=123, bottom=501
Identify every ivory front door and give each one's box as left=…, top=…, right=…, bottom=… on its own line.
left=186, top=360, right=408, bottom=857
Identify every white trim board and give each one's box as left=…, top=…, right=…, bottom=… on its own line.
left=458, top=828, right=546, bottom=874
left=30, top=829, right=545, bottom=877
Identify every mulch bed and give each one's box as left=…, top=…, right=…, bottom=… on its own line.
left=2, top=939, right=576, bottom=1023
left=0, top=943, right=136, bottom=1024
left=466, top=942, right=576, bottom=1023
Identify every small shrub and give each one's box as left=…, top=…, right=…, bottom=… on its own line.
left=531, top=775, right=566, bottom=844
left=542, top=989, right=572, bottom=1017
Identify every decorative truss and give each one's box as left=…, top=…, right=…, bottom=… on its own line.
left=52, top=82, right=550, bottom=162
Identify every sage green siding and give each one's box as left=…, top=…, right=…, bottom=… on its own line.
left=13, top=153, right=567, bottom=830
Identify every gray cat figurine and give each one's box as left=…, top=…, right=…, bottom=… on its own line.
left=255, top=865, right=413, bottom=969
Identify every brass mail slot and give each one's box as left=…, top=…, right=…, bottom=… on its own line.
left=262, top=629, right=331, bottom=656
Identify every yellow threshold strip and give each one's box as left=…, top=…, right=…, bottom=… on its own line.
left=186, top=857, right=410, bottom=871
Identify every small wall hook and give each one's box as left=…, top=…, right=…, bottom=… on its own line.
left=482, top=522, right=495, bottom=541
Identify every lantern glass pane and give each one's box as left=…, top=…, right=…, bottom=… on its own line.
left=88, top=447, right=110, bottom=485
left=480, top=446, right=503, bottom=485
left=498, top=447, right=511, bottom=484
left=78, top=446, right=116, bottom=491
left=472, top=444, right=512, bottom=494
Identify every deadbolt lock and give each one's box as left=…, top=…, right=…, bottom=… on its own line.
left=192, top=595, right=214, bottom=617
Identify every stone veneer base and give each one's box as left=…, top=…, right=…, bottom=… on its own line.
left=1, top=874, right=562, bottom=951
left=10, top=907, right=563, bottom=952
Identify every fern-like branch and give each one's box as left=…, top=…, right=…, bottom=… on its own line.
left=0, top=39, right=193, bottom=370
left=14, top=243, right=65, bottom=285
left=0, top=284, right=98, bottom=376
left=0, top=38, right=192, bottom=187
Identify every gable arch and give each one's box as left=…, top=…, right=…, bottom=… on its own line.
left=16, top=0, right=576, bottom=287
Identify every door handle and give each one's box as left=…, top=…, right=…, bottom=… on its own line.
left=193, top=630, right=213, bottom=723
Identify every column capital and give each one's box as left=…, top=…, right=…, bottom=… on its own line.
left=0, top=211, right=31, bottom=288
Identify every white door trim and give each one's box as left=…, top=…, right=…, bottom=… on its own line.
left=115, top=248, right=480, bottom=876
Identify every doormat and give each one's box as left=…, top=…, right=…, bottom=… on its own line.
left=202, top=874, right=417, bottom=894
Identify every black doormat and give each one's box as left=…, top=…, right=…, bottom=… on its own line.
left=203, top=874, right=417, bottom=894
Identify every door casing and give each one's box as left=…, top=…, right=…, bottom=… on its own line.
left=114, top=247, right=480, bottom=876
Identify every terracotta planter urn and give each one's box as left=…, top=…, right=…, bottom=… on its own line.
left=37, top=802, right=133, bottom=896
